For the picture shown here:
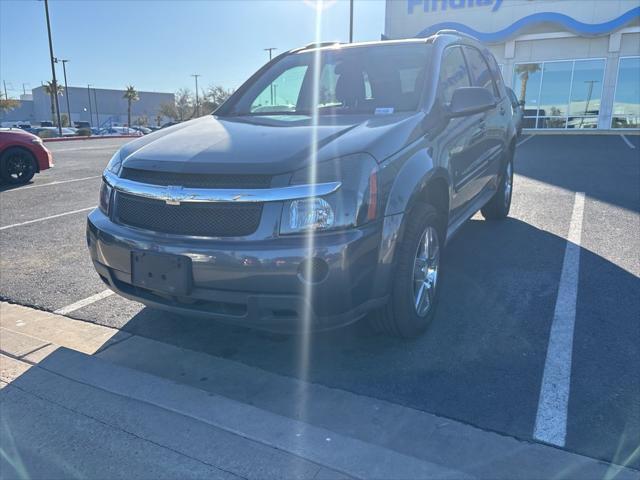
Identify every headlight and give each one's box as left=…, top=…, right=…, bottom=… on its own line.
left=99, top=180, right=113, bottom=215
left=105, top=150, right=123, bottom=175
left=280, top=153, right=378, bottom=234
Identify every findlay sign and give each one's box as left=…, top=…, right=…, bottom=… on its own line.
left=407, top=0, right=503, bottom=14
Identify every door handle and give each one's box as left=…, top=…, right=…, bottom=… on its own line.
left=499, top=106, right=506, bottom=115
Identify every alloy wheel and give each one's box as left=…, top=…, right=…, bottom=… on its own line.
left=412, top=225, right=440, bottom=317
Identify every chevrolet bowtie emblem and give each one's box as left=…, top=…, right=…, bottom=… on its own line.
left=165, top=185, right=184, bottom=205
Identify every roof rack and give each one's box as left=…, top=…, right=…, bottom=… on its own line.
left=300, top=41, right=342, bottom=50
left=434, top=29, right=478, bottom=41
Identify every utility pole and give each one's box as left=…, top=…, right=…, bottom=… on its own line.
left=349, top=0, right=354, bottom=43
left=44, top=0, right=62, bottom=135
left=191, top=74, right=201, bottom=117
left=93, top=88, right=100, bottom=128
left=264, top=48, right=277, bottom=104
left=87, top=84, right=93, bottom=128
left=56, top=58, right=72, bottom=126
left=22, top=83, right=29, bottom=96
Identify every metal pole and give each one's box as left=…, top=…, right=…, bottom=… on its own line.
left=349, top=0, right=354, bottom=43
left=93, top=88, right=99, bottom=128
left=44, top=0, right=62, bottom=135
left=2, top=80, right=7, bottom=100
left=191, top=74, right=201, bottom=117
left=87, top=84, right=93, bottom=128
left=61, top=60, right=71, bottom=126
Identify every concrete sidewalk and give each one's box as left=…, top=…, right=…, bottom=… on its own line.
left=0, top=302, right=636, bottom=479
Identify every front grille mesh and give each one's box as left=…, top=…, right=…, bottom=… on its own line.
left=120, top=168, right=272, bottom=189
left=116, top=192, right=262, bottom=237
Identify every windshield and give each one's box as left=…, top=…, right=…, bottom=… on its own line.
left=226, top=43, right=430, bottom=116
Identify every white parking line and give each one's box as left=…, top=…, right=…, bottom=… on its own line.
left=1, top=176, right=100, bottom=193
left=54, top=289, right=115, bottom=315
left=534, top=191, right=585, bottom=447
left=0, top=206, right=95, bottom=231
left=620, top=135, right=636, bottom=149
left=516, top=135, right=535, bottom=148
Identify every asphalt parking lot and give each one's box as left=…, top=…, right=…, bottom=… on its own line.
left=1, top=134, right=639, bottom=471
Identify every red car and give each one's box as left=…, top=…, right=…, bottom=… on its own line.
left=0, top=129, right=53, bottom=184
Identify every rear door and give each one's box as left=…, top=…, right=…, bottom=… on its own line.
left=461, top=46, right=506, bottom=195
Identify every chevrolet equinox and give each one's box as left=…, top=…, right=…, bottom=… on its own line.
left=87, top=32, right=517, bottom=337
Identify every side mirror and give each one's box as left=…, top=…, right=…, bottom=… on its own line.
left=447, top=87, right=496, bottom=118
left=519, top=100, right=526, bottom=107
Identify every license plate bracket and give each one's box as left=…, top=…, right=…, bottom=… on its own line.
left=131, top=251, right=192, bottom=295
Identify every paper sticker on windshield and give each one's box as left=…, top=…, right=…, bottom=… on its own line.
left=375, top=107, right=394, bottom=115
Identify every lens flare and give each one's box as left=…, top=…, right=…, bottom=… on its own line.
left=302, top=0, right=337, bottom=11
left=295, top=0, right=324, bottom=471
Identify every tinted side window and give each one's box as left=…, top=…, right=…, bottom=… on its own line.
left=438, top=46, right=471, bottom=104
left=463, top=46, right=499, bottom=97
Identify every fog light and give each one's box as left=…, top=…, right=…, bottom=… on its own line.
left=289, top=198, right=334, bottom=231
left=297, top=258, right=329, bottom=283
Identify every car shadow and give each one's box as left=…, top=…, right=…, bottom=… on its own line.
left=515, top=135, right=639, bottom=212
left=0, top=181, right=34, bottom=193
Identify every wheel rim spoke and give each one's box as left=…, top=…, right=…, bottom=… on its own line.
left=412, top=225, right=440, bottom=318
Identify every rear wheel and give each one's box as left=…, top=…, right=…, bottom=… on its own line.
left=1, top=148, right=37, bottom=185
left=481, top=151, right=513, bottom=220
left=370, top=203, right=443, bottom=338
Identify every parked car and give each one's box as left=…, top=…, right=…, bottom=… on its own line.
left=88, top=32, right=517, bottom=337
left=74, top=121, right=92, bottom=129
left=130, top=126, right=152, bottom=135
left=32, top=127, right=77, bottom=138
left=97, top=126, right=143, bottom=136
left=0, top=129, right=53, bottom=184
left=506, top=87, right=524, bottom=136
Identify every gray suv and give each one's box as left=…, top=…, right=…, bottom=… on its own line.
left=87, top=31, right=517, bottom=337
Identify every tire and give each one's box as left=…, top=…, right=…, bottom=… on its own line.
left=0, top=147, right=37, bottom=185
left=481, top=150, right=514, bottom=220
left=370, top=203, right=444, bottom=338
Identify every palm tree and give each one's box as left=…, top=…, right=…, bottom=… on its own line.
left=123, top=85, right=139, bottom=129
left=514, top=64, right=541, bottom=106
left=43, top=80, right=63, bottom=125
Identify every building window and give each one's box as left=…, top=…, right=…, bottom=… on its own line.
left=512, top=59, right=605, bottom=129
left=612, top=57, right=640, bottom=129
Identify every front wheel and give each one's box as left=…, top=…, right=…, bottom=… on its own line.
left=370, top=203, right=443, bottom=338
left=481, top=152, right=513, bottom=220
left=1, top=148, right=37, bottom=185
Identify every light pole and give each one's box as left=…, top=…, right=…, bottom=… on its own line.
left=191, top=74, right=201, bottom=117
left=87, top=84, right=93, bottom=128
left=55, top=58, right=71, bottom=126
left=264, top=48, right=277, bottom=104
left=93, top=88, right=100, bottom=127
left=349, top=0, right=354, bottom=43
left=43, top=0, right=62, bottom=136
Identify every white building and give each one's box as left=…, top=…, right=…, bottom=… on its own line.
left=385, top=0, right=640, bottom=129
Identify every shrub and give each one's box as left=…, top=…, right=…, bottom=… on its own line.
left=76, top=128, right=92, bottom=137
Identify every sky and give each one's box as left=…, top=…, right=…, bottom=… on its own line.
left=0, top=0, right=386, bottom=97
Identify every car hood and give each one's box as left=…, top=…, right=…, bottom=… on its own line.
left=119, top=113, right=425, bottom=175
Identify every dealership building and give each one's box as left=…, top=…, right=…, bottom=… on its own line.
left=1, top=86, right=174, bottom=128
left=385, top=0, right=640, bottom=129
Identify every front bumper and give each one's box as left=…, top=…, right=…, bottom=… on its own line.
left=87, top=208, right=387, bottom=331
